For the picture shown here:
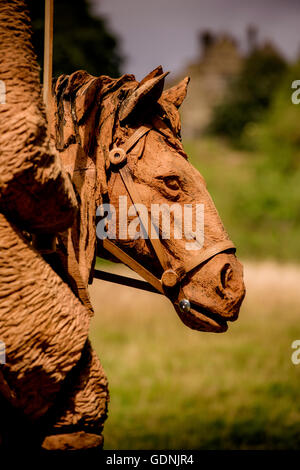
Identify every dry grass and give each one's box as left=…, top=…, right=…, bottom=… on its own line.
left=245, top=260, right=300, bottom=310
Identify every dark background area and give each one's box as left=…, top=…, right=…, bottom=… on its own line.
left=28, top=0, right=122, bottom=78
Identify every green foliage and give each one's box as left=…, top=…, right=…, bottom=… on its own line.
left=244, top=60, right=300, bottom=169
left=238, top=62, right=300, bottom=260
left=184, top=131, right=300, bottom=262
left=210, top=44, right=287, bottom=143
left=185, top=60, right=300, bottom=262
left=27, top=0, right=122, bottom=79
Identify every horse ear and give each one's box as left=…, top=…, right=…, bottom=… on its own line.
left=139, top=65, right=164, bottom=86
left=119, top=71, right=169, bottom=122
left=162, top=76, right=190, bottom=109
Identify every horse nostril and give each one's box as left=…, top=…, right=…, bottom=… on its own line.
left=220, top=263, right=232, bottom=289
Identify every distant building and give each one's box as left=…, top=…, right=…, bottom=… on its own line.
left=178, top=31, right=243, bottom=139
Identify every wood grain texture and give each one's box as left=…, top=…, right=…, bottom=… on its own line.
left=0, top=1, right=108, bottom=451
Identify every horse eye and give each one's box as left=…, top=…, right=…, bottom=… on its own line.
left=163, top=176, right=180, bottom=191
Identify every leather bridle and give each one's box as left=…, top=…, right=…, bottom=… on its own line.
left=94, top=122, right=236, bottom=302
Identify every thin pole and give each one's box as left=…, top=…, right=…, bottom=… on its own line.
left=43, top=0, right=54, bottom=115
left=38, top=0, right=55, bottom=255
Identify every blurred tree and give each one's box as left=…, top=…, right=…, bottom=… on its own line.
left=27, top=0, right=123, bottom=79
left=231, top=61, right=300, bottom=260
left=210, top=42, right=287, bottom=143
left=245, top=60, right=300, bottom=172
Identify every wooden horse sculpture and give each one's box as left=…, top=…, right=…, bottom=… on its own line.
left=42, top=67, right=245, bottom=449
left=51, top=67, right=245, bottom=335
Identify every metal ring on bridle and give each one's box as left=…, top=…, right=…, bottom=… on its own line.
left=161, top=269, right=179, bottom=289
left=109, top=147, right=127, bottom=166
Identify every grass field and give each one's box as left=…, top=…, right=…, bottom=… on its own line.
left=89, top=260, right=300, bottom=450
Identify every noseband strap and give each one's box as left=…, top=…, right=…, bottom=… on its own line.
left=183, top=240, right=236, bottom=275
left=95, top=125, right=236, bottom=296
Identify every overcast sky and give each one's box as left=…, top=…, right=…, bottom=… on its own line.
left=91, top=0, right=300, bottom=80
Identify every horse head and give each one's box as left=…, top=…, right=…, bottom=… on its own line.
left=52, top=66, right=245, bottom=333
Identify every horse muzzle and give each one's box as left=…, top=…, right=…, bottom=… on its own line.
left=172, top=253, right=245, bottom=333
